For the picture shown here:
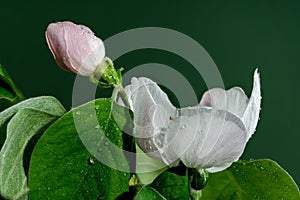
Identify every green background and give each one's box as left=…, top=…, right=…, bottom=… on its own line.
left=0, top=0, right=299, bottom=185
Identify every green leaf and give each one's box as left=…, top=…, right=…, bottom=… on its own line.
left=150, top=166, right=190, bottom=200
left=201, top=159, right=300, bottom=200
left=29, top=99, right=131, bottom=199
left=134, top=186, right=166, bottom=200
left=0, top=96, right=65, bottom=200
left=0, top=96, right=65, bottom=150
left=135, top=144, right=167, bottom=185
left=0, top=64, right=24, bottom=111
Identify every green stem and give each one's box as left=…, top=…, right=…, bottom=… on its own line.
left=111, top=85, right=131, bottom=109
left=118, top=85, right=131, bottom=109
left=190, top=189, right=202, bottom=200
left=189, top=168, right=209, bottom=200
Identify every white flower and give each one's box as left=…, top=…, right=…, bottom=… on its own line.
left=120, top=69, right=261, bottom=173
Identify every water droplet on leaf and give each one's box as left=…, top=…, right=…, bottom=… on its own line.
left=95, top=125, right=100, bottom=129
left=88, top=157, right=95, bottom=165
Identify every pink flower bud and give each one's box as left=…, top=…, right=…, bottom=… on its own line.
left=45, top=21, right=105, bottom=76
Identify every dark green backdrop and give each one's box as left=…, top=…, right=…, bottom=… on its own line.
left=0, top=1, right=299, bottom=185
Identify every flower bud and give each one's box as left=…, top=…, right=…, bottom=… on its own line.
left=45, top=21, right=105, bottom=76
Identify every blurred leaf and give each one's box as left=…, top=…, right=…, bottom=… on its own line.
left=202, top=159, right=300, bottom=200
left=134, top=186, right=166, bottom=200
left=0, top=96, right=65, bottom=200
left=29, top=99, right=131, bottom=200
left=0, top=64, right=24, bottom=111
left=150, top=166, right=189, bottom=200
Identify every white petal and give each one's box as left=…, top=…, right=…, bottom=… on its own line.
left=199, top=69, right=261, bottom=139
left=242, top=69, right=261, bottom=139
left=154, top=107, right=248, bottom=172
left=199, top=87, right=248, bottom=118
left=127, top=77, right=177, bottom=160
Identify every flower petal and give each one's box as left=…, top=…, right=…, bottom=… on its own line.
left=46, top=21, right=105, bottom=76
left=242, top=69, right=261, bottom=139
left=126, top=77, right=177, bottom=160
left=199, top=87, right=248, bottom=118
left=199, top=69, right=261, bottom=139
left=154, top=107, right=248, bottom=172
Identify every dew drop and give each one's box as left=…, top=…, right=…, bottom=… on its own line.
left=95, top=105, right=100, bottom=110
left=95, top=125, right=100, bottom=129
left=123, top=173, right=127, bottom=176
left=88, top=157, right=95, bottom=165
left=181, top=124, right=187, bottom=129
left=260, top=166, right=264, bottom=170
left=75, top=111, right=81, bottom=115
left=104, top=142, right=109, bottom=146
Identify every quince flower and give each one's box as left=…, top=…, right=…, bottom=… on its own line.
left=46, top=21, right=105, bottom=76
left=120, top=70, right=261, bottom=172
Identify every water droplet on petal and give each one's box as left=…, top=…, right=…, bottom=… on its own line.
left=181, top=124, right=187, bottom=129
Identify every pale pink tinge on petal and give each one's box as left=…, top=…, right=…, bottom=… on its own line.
left=199, top=69, right=261, bottom=141
left=199, top=88, right=226, bottom=107
left=45, top=21, right=105, bottom=76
